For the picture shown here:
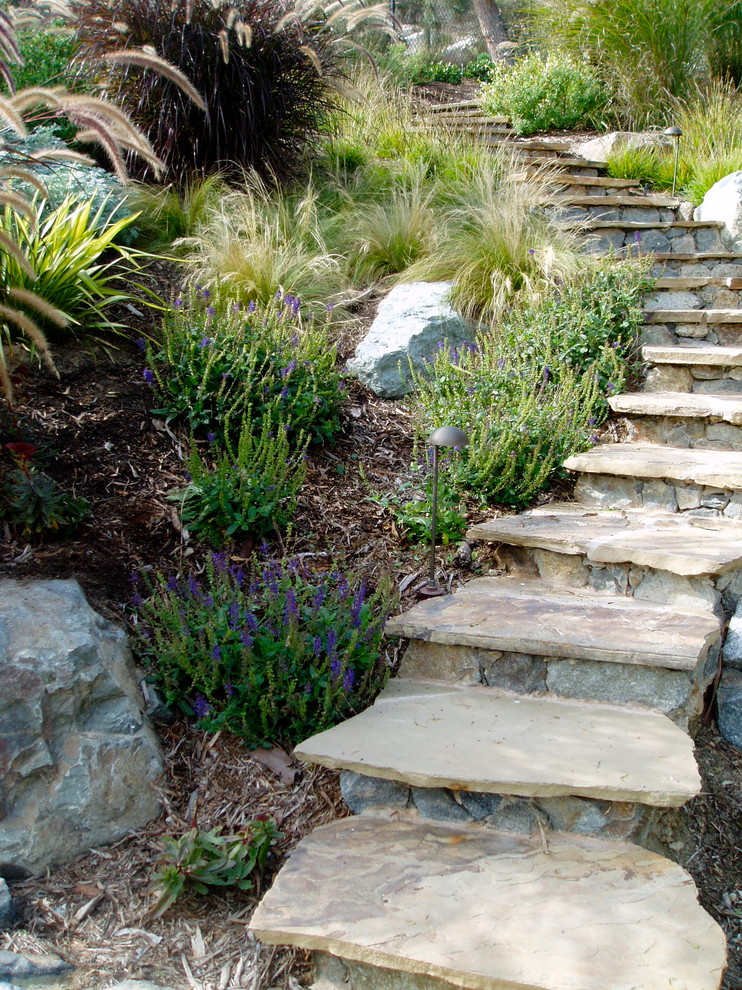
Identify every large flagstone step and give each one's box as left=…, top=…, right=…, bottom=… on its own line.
left=468, top=505, right=742, bottom=577
left=644, top=308, right=742, bottom=324
left=295, top=679, right=699, bottom=806
left=645, top=344, right=742, bottom=365
left=519, top=154, right=606, bottom=170
left=565, top=442, right=742, bottom=519
left=386, top=576, right=719, bottom=728
left=386, top=575, right=717, bottom=669
left=609, top=390, right=742, bottom=448
left=545, top=192, right=680, bottom=208
left=654, top=276, right=742, bottom=289
left=251, top=816, right=727, bottom=990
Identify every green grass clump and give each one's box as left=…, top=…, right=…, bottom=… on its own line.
left=605, top=83, right=742, bottom=204
left=480, top=53, right=610, bottom=135
left=132, top=553, right=397, bottom=747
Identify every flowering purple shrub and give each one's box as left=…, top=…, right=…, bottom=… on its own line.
left=132, top=552, right=397, bottom=746
left=146, top=289, right=344, bottom=448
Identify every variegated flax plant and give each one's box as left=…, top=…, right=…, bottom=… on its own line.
left=0, top=2, right=204, bottom=403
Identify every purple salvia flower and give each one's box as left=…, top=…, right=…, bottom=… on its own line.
left=330, top=657, right=342, bottom=679
left=188, top=575, right=200, bottom=597
left=228, top=601, right=240, bottom=630
left=142, top=368, right=155, bottom=384
left=284, top=588, right=299, bottom=624
left=199, top=337, right=212, bottom=348
left=343, top=668, right=355, bottom=693
left=202, top=288, right=211, bottom=300
left=136, top=338, right=146, bottom=351
left=206, top=306, right=215, bottom=318
left=132, top=591, right=144, bottom=608
left=167, top=574, right=179, bottom=592
left=212, top=644, right=222, bottom=660
left=350, top=584, right=366, bottom=628
left=245, top=611, right=258, bottom=633
left=225, top=681, right=234, bottom=697
left=312, top=585, right=326, bottom=611
left=211, top=551, right=228, bottom=571
left=193, top=694, right=210, bottom=717
left=326, top=628, right=338, bottom=658
left=247, top=300, right=257, bottom=313
left=174, top=298, right=184, bottom=309
left=313, top=635, right=323, bottom=657
left=241, top=627, right=253, bottom=649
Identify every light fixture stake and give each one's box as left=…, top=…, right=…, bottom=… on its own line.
left=419, top=425, right=469, bottom=597
left=664, top=125, right=682, bottom=198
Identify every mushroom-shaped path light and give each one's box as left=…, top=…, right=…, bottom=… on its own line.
left=419, top=426, right=469, bottom=597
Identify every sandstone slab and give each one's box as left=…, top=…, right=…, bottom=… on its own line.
left=564, top=442, right=742, bottom=489
left=251, top=816, right=726, bottom=990
left=385, top=576, right=718, bottom=670
left=295, top=679, right=700, bottom=806
left=645, top=309, right=742, bottom=324
left=468, top=507, right=742, bottom=577
left=643, top=345, right=742, bottom=366
left=609, top=390, right=742, bottom=423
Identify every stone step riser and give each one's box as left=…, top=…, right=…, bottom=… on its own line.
left=398, top=639, right=715, bottom=732
left=547, top=204, right=678, bottom=225
left=495, top=540, right=742, bottom=618
left=645, top=363, right=742, bottom=394
left=645, top=287, right=742, bottom=310
left=574, top=472, right=742, bottom=520
left=339, top=770, right=689, bottom=857
left=652, top=260, right=742, bottom=281
left=618, top=412, right=742, bottom=450
left=582, top=227, right=728, bottom=256
left=642, top=322, right=742, bottom=348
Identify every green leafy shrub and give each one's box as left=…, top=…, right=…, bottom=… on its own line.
left=132, top=552, right=397, bottom=747
left=463, top=54, right=495, bottom=81
left=151, top=819, right=279, bottom=918
left=146, top=290, right=344, bottom=446
left=480, top=54, right=610, bottom=135
left=410, top=262, right=652, bottom=507
left=1, top=442, right=89, bottom=538
left=171, top=410, right=308, bottom=546
left=530, top=0, right=735, bottom=121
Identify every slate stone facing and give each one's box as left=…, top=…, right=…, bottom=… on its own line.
left=717, top=668, right=742, bottom=751
left=0, top=579, right=163, bottom=873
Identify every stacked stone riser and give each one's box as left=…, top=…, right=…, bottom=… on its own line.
left=646, top=363, right=742, bottom=393
left=399, top=639, right=716, bottom=731
left=546, top=204, right=678, bottom=224
left=619, top=413, right=742, bottom=449
left=643, top=321, right=742, bottom=347
left=654, top=258, right=742, bottom=278
left=574, top=472, right=742, bottom=518
left=495, top=542, right=742, bottom=617
left=339, top=769, right=687, bottom=855
left=645, top=286, right=742, bottom=310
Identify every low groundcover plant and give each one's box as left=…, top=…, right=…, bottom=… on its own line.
left=132, top=552, right=398, bottom=747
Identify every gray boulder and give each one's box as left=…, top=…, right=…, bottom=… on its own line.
left=0, top=950, right=71, bottom=981
left=722, top=596, right=742, bottom=669
left=694, top=171, right=742, bottom=249
left=571, top=131, right=668, bottom=163
left=717, top=667, right=742, bottom=751
left=346, top=282, right=476, bottom=398
left=0, top=881, right=14, bottom=930
left=0, top=579, right=163, bottom=874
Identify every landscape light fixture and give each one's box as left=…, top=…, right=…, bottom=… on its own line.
left=664, top=125, right=682, bottom=198
left=419, top=425, right=469, bottom=597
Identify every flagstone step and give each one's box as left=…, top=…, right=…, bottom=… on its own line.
left=295, top=679, right=700, bottom=806
left=566, top=442, right=742, bottom=490
left=643, top=357, right=742, bottom=394
left=520, top=154, right=606, bottom=170
left=386, top=576, right=717, bottom=671
left=546, top=193, right=680, bottom=208
left=565, top=443, right=742, bottom=521
left=644, top=344, right=742, bottom=365
left=654, top=276, right=742, bottom=289
left=644, top=308, right=742, bottom=323
left=420, top=101, right=490, bottom=113
left=609, top=390, right=742, bottom=422
left=548, top=175, right=642, bottom=189
left=650, top=252, right=742, bottom=262
left=578, top=220, right=726, bottom=231
left=467, top=506, right=742, bottom=578
left=252, top=816, right=727, bottom=990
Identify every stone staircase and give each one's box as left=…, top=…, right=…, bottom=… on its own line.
left=250, top=134, right=735, bottom=988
